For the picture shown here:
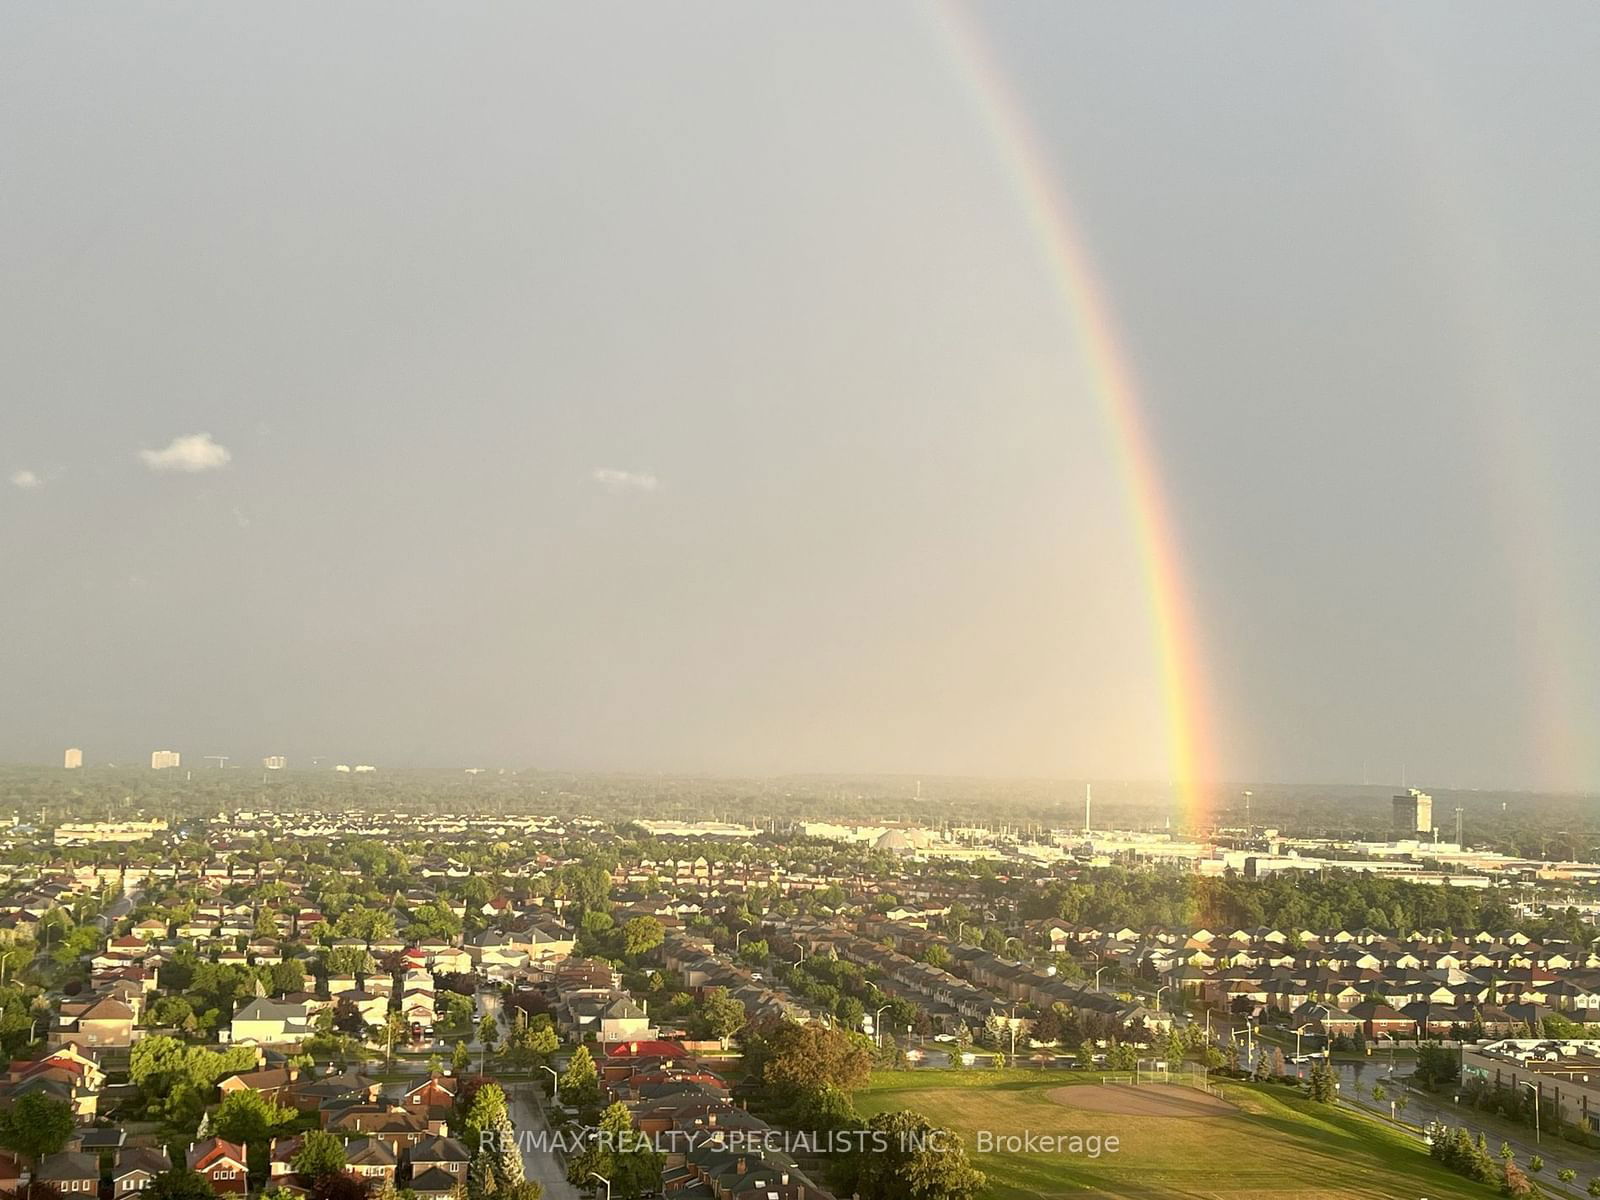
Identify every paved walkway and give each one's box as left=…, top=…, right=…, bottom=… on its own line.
left=510, top=1081, right=582, bottom=1200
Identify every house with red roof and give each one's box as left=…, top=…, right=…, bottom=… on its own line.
left=607, top=1039, right=688, bottom=1060
left=187, top=1138, right=249, bottom=1195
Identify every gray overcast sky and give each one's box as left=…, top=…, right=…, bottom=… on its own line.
left=3, top=2, right=1598, bottom=791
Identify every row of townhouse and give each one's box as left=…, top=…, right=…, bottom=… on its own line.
left=613, top=859, right=846, bottom=895
left=1038, top=919, right=1575, bottom=960
left=658, top=935, right=827, bottom=1027
left=777, top=923, right=996, bottom=1030
left=810, top=918, right=1159, bottom=1036
left=1037, top=919, right=1600, bottom=1023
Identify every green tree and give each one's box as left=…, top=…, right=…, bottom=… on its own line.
left=270, top=959, right=308, bottom=995
left=478, top=1013, right=499, bottom=1056
left=620, top=917, right=664, bottom=959
left=0, top=1093, right=73, bottom=1160
left=696, top=988, right=746, bottom=1046
left=792, top=1084, right=857, bottom=1133
left=1415, top=1043, right=1461, bottom=1090
left=559, top=1045, right=603, bottom=1109
left=507, top=1023, right=560, bottom=1069
left=760, top=1022, right=872, bottom=1094
left=847, top=1109, right=985, bottom=1200
left=566, top=1103, right=660, bottom=1200
left=213, top=1087, right=295, bottom=1153
left=452, top=1040, right=472, bottom=1075
left=1307, top=1063, right=1338, bottom=1103
left=464, top=1085, right=522, bottom=1198
left=144, top=1169, right=220, bottom=1200
left=385, top=1011, right=408, bottom=1066
left=461, top=1083, right=513, bottom=1153
left=292, top=1130, right=348, bottom=1180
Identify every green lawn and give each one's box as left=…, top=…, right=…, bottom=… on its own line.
left=853, top=1069, right=1491, bottom=1199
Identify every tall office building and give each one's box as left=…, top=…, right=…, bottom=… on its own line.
left=63, top=748, right=82, bottom=769
left=150, top=749, right=181, bottom=770
left=1393, top=788, right=1433, bottom=837
left=262, top=755, right=286, bottom=770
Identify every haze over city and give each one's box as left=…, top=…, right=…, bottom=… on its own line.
left=10, top=7, right=1600, bottom=1198
left=4, top=2, right=1599, bottom=792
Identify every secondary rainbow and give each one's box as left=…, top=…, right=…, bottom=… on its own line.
left=930, top=4, right=1217, bottom=820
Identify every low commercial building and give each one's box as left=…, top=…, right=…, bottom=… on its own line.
left=1462, top=1039, right=1600, bottom=1130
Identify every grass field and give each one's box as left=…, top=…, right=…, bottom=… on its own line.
left=853, top=1069, right=1490, bottom=1199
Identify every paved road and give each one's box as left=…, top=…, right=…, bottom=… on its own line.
left=1332, top=1072, right=1594, bottom=1194
left=510, top=1082, right=581, bottom=1200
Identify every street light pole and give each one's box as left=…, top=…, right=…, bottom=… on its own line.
left=1294, top=1023, right=1314, bottom=1059
left=1520, top=1080, right=1541, bottom=1144
left=874, top=1004, right=891, bottom=1050
left=589, top=1173, right=611, bottom=1200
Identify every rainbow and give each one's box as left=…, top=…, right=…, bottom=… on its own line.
left=929, top=4, right=1217, bottom=820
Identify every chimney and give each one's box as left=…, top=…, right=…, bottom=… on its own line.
left=736, top=1157, right=747, bottom=1175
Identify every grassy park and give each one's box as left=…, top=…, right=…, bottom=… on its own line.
left=853, top=1069, right=1493, bottom=1199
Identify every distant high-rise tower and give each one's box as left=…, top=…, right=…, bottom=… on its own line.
left=1392, top=788, right=1432, bottom=837
left=63, top=748, right=82, bottom=769
left=150, top=749, right=181, bottom=770
left=262, top=755, right=286, bottom=770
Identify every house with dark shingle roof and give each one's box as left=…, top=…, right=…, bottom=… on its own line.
left=113, top=1148, right=172, bottom=1196
left=34, top=1152, right=100, bottom=1196
left=406, top=1135, right=469, bottom=1184
left=343, top=1137, right=398, bottom=1183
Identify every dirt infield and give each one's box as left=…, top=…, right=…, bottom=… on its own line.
left=1046, top=1082, right=1237, bottom=1117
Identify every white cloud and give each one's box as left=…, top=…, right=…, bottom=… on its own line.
left=140, top=432, right=232, bottom=473
left=9, top=469, right=41, bottom=490
left=592, top=467, right=659, bottom=493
